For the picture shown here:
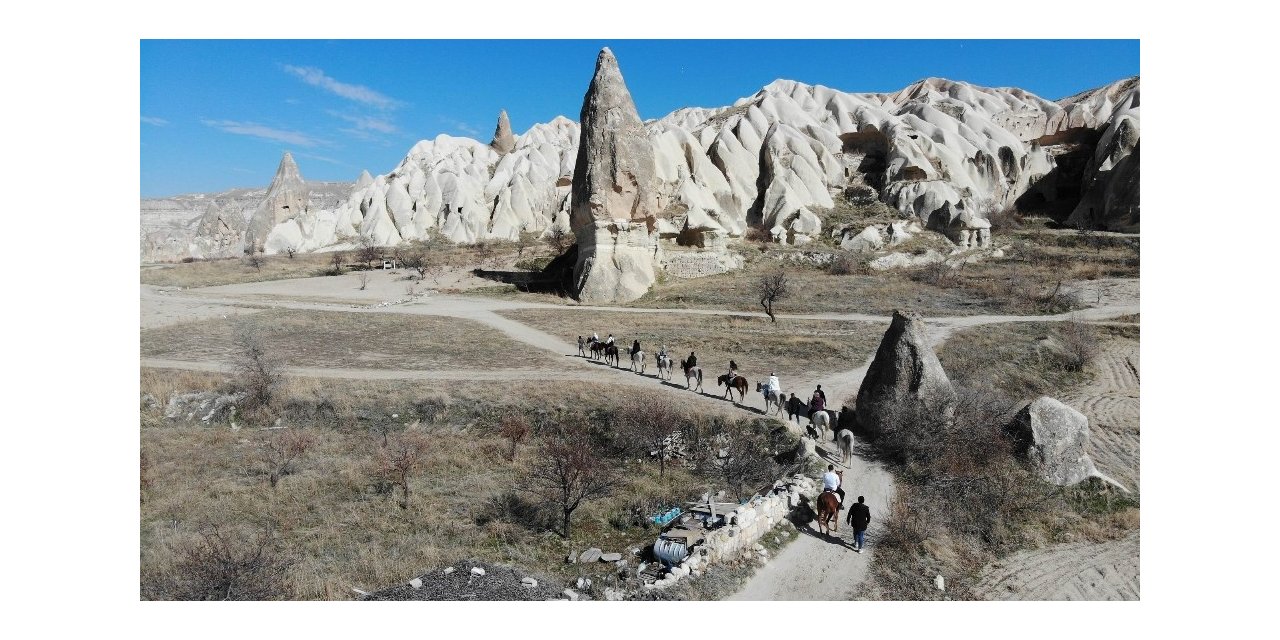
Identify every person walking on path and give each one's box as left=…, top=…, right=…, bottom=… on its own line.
left=846, top=495, right=871, bottom=553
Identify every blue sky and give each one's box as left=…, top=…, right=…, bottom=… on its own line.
left=140, top=40, right=1139, bottom=197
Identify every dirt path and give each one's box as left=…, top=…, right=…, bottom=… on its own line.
left=972, top=531, right=1140, bottom=600
left=1062, top=338, right=1141, bottom=490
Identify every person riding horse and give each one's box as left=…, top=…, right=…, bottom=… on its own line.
left=630, top=339, right=641, bottom=357
left=686, top=351, right=697, bottom=371
left=728, top=359, right=738, bottom=382
left=808, top=387, right=827, bottom=421
left=822, top=464, right=845, bottom=510
left=605, top=333, right=615, bottom=346
left=764, top=372, right=781, bottom=399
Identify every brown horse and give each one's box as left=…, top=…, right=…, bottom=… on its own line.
left=815, top=490, right=840, bottom=535
left=717, top=374, right=748, bottom=402
left=589, top=341, right=606, bottom=360
left=603, top=344, right=620, bottom=367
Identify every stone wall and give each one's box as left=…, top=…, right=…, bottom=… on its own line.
left=643, top=474, right=817, bottom=591
left=659, top=247, right=744, bottom=279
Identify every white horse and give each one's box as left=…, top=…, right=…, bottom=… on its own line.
left=630, top=350, right=646, bottom=373
left=756, top=382, right=786, bottom=416
left=835, top=428, right=854, bottom=465
left=810, top=410, right=832, bottom=441
left=656, top=354, right=673, bottom=380
left=681, top=360, right=703, bottom=392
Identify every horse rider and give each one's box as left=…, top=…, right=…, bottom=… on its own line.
left=808, top=386, right=827, bottom=421
left=657, top=344, right=668, bottom=360
left=606, top=333, right=615, bottom=346
left=728, top=359, right=738, bottom=381
left=822, top=464, right=845, bottom=509
left=591, top=331, right=599, bottom=345
left=686, top=351, right=698, bottom=371
left=765, top=371, right=781, bottom=399
left=630, top=339, right=642, bottom=357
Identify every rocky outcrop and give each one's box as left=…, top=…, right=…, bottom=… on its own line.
left=247, top=152, right=310, bottom=252
left=491, top=109, right=516, bottom=155
left=1010, top=396, right=1103, bottom=486
left=1066, top=85, right=1140, bottom=231
left=570, top=48, right=665, bottom=303
left=854, top=310, right=955, bottom=438
left=191, top=202, right=247, bottom=258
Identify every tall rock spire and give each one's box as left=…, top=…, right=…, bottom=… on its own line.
left=569, top=47, right=663, bottom=303
left=246, top=151, right=310, bottom=252
left=490, top=109, right=516, bottom=154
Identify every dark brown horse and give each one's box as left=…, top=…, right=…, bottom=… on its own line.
left=603, top=344, right=620, bottom=367
left=815, top=490, right=840, bottom=535
left=717, top=374, right=748, bottom=402
left=589, top=341, right=606, bottom=360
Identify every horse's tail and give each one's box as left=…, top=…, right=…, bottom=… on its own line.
left=697, top=369, right=703, bottom=383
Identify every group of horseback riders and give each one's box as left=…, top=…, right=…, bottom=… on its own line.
left=579, top=331, right=829, bottom=419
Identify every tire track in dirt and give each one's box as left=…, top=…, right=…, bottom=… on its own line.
left=972, top=531, right=1139, bottom=601
left=1062, top=339, right=1141, bottom=490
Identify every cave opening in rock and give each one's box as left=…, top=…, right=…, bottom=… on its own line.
left=838, top=126, right=889, bottom=191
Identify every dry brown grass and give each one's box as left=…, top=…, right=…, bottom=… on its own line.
left=498, top=309, right=883, bottom=380
left=936, top=322, right=1099, bottom=402
left=141, top=309, right=559, bottom=371
left=141, top=371, right=796, bottom=600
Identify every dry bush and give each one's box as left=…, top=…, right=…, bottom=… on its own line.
left=544, top=227, right=573, bottom=255
left=880, top=490, right=933, bottom=551
left=357, top=271, right=370, bottom=290
left=231, top=321, right=282, bottom=413
left=526, top=418, right=617, bottom=538
left=499, top=414, right=530, bottom=461
left=284, top=245, right=298, bottom=259
left=244, top=251, right=263, bottom=272
left=373, top=431, right=431, bottom=509
left=987, top=205, right=1023, bottom=232
left=254, top=428, right=317, bottom=489
left=151, top=524, right=293, bottom=601
left=615, top=392, right=688, bottom=478
left=1056, top=317, right=1099, bottom=372
left=743, top=226, right=770, bottom=243
left=827, top=251, right=860, bottom=275
left=356, top=234, right=380, bottom=268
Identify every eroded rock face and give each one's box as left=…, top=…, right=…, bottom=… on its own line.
left=570, top=48, right=664, bottom=303
left=1010, top=396, right=1100, bottom=486
left=192, top=202, right=248, bottom=258
left=247, top=151, right=310, bottom=251
left=491, top=109, right=516, bottom=155
left=854, top=310, right=955, bottom=438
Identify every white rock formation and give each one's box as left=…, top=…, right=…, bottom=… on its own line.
left=247, top=151, right=309, bottom=252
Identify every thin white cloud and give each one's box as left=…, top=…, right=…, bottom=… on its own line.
left=326, top=110, right=398, bottom=134
left=141, top=116, right=169, bottom=127
left=201, top=119, right=325, bottom=147
left=438, top=116, right=481, bottom=138
left=282, top=64, right=403, bottom=110
left=294, top=152, right=352, bottom=168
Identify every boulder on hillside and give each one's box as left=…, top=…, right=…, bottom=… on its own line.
left=1009, top=396, right=1101, bottom=486
left=854, top=310, right=955, bottom=438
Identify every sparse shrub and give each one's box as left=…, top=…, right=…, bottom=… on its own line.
left=1056, top=318, right=1099, bottom=372
left=988, top=205, right=1023, bottom=232
left=284, top=245, right=298, bottom=259
left=157, top=524, right=292, bottom=601
left=373, top=431, right=431, bottom=509
left=357, top=272, right=370, bottom=290
left=544, top=227, right=573, bottom=255
left=499, top=414, right=530, bottom=462
left=253, top=428, right=316, bottom=489
left=181, top=256, right=196, bottom=264
left=412, top=392, right=451, bottom=425
left=743, top=227, right=770, bottom=243
left=828, top=251, right=859, bottom=275
left=245, top=251, right=263, bottom=272
left=231, top=322, right=282, bottom=412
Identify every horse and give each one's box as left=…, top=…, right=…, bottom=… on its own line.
left=603, top=344, right=620, bottom=367
left=589, top=341, right=606, bottom=361
left=810, top=409, right=832, bottom=441
left=656, top=354, right=673, bottom=380
left=815, top=490, right=841, bottom=535
left=756, top=382, right=786, bottom=416
left=718, top=374, right=748, bottom=402
left=630, top=350, right=646, bottom=373
left=681, top=359, right=704, bottom=392
left=835, top=429, right=854, bottom=465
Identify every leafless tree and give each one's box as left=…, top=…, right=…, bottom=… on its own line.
left=232, top=322, right=282, bottom=411
left=374, top=431, right=431, bottom=509
left=245, top=250, right=263, bottom=272
left=499, top=414, right=530, bottom=462
left=356, top=233, right=380, bottom=268
left=327, top=250, right=345, bottom=276
left=527, top=420, right=617, bottom=538
left=621, top=393, right=683, bottom=479
left=757, top=269, right=791, bottom=322
left=254, top=429, right=317, bottom=489
left=515, top=229, right=535, bottom=259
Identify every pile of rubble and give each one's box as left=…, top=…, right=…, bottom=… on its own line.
left=361, top=559, right=563, bottom=601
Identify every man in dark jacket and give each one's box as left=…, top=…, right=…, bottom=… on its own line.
left=846, top=495, right=871, bottom=553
